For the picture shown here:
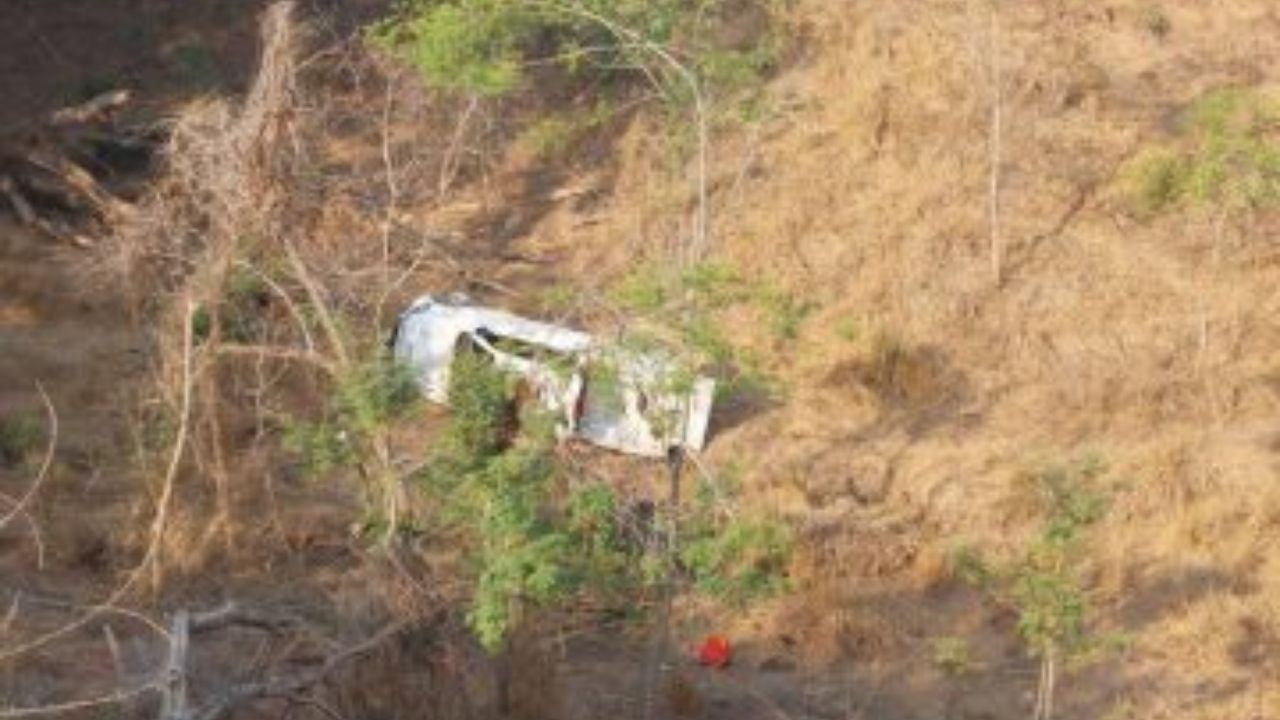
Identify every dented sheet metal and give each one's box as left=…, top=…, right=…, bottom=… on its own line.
left=391, top=293, right=715, bottom=457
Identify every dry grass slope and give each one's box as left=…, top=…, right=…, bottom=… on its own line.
left=506, top=1, right=1280, bottom=717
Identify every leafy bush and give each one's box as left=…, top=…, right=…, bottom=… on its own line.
left=466, top=446, right=570, bottom=649
left=680, top=516, right=790, bottom=604
left=759, top=289, right=814, bottom=341
left=678, top=465, right=791, bottom=604
left=417, top=346, right=789, bottom=649
left=416, top=354, right=574, bottom=649
left=282, top=419, right=354, bottom=477
left=282, top=357, right=419, bottom=483
left=607, top=260, right=781, bottom=403
left=1126, top=87, right=1280, bottom=216
left=370, top=0, right=782, bottom=104
left=932, top=636, right=977, bottom=675
left=369, top=1, right=529, bottom=95
left=443, top=350, right=518, bottom=460
left=955, top=460, right=1110, bottom=656
left=951, top=458, right=1115, bottom=719
left=519, top=100, right=615, bottom=158
left=0, top=414, right=43, bottom=466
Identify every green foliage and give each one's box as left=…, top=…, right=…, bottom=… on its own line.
left=466, top=445, right=570, bottom=649
left=1011, top=568, right=1088, bottom=658
left=370, top=0, right=782, bottom=110
left=282, top=419, right=353, bottom=477
left=282, top=357, right=420, bottom=480
left=607, top=261, right=782, bottom=403
left=369, top=0, right=528, bottom=95
left=519, top=100, right=615, bottom=158
left=610, top=263, right=670, bottom=313
left=444, top=350, right=516, bottom=460
left=217, top=266, right=272, bottom=343
left=191, top=306, right=214, bottom=343
left=417, top=355, right=574, bottom=650
left=1141, top=6, right=1171, bottom=39
left=1126, top=87, right=1280, bottom=216
left=932, top=636, right=977, bottom=675
left=680, top=261, right=748, bottom=307
left=1036, top=459, right=1108, bottom=547
left=834, top=316, right=861, bottom=342
left=565, top=484, right=649, bottom=595
left=339, top=358, right=421, bottom=431
left=0, top=414, right=43, bottom=466
left=679, top=467, right=791, bottom=604
left=537, top=283, right=579, bottom=313
left=420, top=347, right=789, bottom=648
left=192, top=267, right=276, bottom=345
left=680, top=516, right=791, bottom=603
left=954, top=459, right=1111, bottom=663
left=948, top=543, right=993, bottom=588
left=759, top=290, right=814, bottom=341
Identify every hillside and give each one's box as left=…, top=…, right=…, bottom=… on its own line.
left=0, top=1, right=1277, bottom=719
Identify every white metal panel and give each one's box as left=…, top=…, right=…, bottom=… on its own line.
left=392, top=294, right=717, bottom=457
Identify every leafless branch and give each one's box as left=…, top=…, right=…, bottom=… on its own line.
left=193, top=619, right=416, bottom=720
left=0, top=302, right=194, bottom=663
left=0, top=382, right=57, bottom=538
left=0, top=683, right=158, bottom=719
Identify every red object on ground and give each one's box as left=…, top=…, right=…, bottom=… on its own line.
left=697, top=634, right=732, bottom=668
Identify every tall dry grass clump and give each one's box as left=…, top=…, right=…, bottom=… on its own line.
left=111, top=2, right=304, bottom=312
left=99, top=1, right=350, bottom=578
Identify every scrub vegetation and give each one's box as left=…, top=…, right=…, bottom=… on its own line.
left=1, top=1, right=1278, bottom=719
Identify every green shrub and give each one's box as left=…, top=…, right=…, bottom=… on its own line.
left=281, top=357, right=418, bottom=483
left=444, top=350, right=516, bottom=460
left=759, top=290, right=814, bottom=341
left=466, top=446, right=570, bottom=649
left=610, top=263, right=670, bottom=313
left=679, top=467, right=791, bottom=604
left=680, top=516, right=791, bottom=604
left=607, top=260, right=782, bottom=405
left=338, top=357, right=422, bottom=432
left=282, top=419, right=353, bottom=476
left=1142, top=6, right=1171, bottom=39
left=956, top=460, right=1110, bottom=657
left=418, top=346, right=789, bottom=649
left=948, top=543, right=992, bottom=588
left=932, top=636, right=977, bottom=675
left=370, top=1, right=528, bottom=95
left=0, top=414, right=43, bottom=466
left=953, top=458, right=1116, bottom=718
left=834, top=316, right=861, bottom=342
left=519, top=100, right=615, bottom=158
left=1125, top=87, right=1280, bottom=216
left=1131, top=147, right=1192, bottom=215
left=369, top=0, right=781, bottom=106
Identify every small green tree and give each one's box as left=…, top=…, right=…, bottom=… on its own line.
left=282, top=355, right=421, bottom=538
left=418, top=350, right=790, bottom=651
left=953, top=459, right=1113, bottom=720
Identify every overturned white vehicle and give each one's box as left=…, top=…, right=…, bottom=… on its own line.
left=391, top=294, right=715, bottom=458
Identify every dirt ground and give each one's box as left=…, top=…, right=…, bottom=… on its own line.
left=2, top=0, right=1279, bottom=719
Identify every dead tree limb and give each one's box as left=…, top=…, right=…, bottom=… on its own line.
left=0, top=382, right=58, bottom=538
left=50, top=89, right=132, bottom=127
left=158, top=611, right=191, bottom=720
left=192, top=619, right=416, bottom=720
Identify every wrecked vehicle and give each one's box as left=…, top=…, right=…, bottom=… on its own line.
left=390, top=293, right=716, bottom=458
